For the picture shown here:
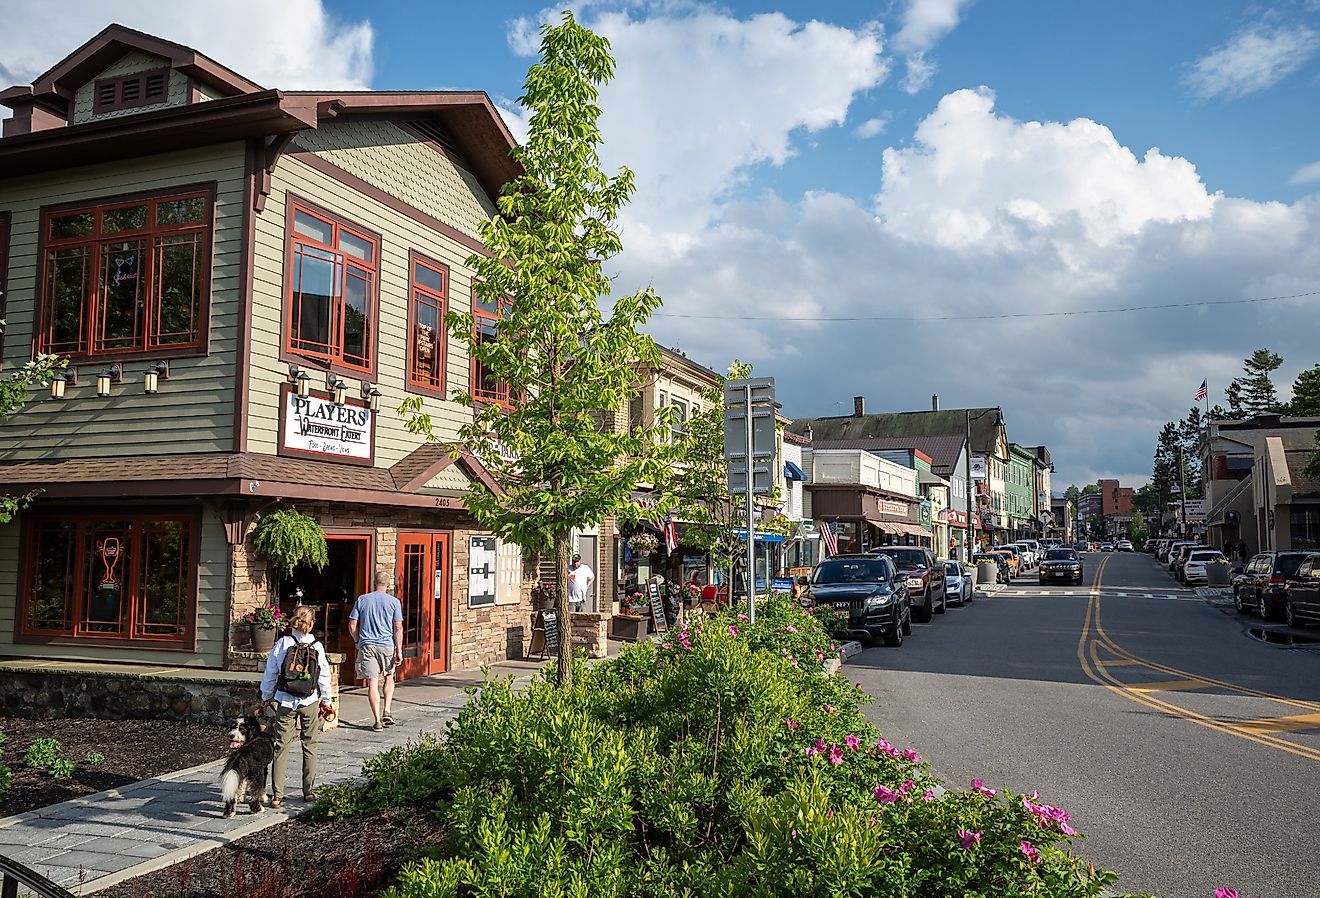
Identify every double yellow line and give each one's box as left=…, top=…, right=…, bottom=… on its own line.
left=1077, top=555, right=1320, bottom=762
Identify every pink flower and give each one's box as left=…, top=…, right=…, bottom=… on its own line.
left=957, top=829, right=982, bottom=850
left=845, top=734, right=861, bottom=750
left=804, top=745, right=819, bottom=757
left=873, top=785, right=899, bottom=804
left=826, top=808, right=835, bottom=819
left=875, top=739, right=900, bottom=759
left=822, top=704, right=835, bottom=713
left=828, top=745, right=844, bottom=765
left=901, top=748, right=920, bottom=763
left=785, top=624, right=797, bottom=633
left=814, top=737, right=827, bottom=753
left=661, top=642, right=673, bottom=649
left=737, top=613, right=748, bottom=621
left=728, top=625, right=740, bottom=636
left=1020, top=841, right=1039, bottom=863
left=971, top=778, right=997, bottom=799
left=815, top=650, right=825, bottom=662
left=1059, top=821, right=1077, bottom=837
left=921, top=789, right=936, bottom=801
left=785, top=718, right=802, bottom=730
left=1214, top=890, right=1238, bottom=898
left=790, top=828, right=798, bottom=840
left=899, top=780, right=915, bottom=796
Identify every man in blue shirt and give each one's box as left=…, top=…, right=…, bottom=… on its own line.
left=348, top=570, right=404, bottom=731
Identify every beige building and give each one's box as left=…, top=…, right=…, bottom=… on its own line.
left=0, top=25, right=544, bottom=713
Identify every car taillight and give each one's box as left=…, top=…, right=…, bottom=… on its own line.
left=1268, top=574, right=1285, bottom=586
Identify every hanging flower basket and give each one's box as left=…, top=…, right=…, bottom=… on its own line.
left=250, top=508, right=329, bottom=573
left=628, top=532, right=659, bottom=556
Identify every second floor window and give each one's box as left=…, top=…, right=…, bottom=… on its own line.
left=40, top=191, right=209, bottom=358
left=471, top=291, right=512, bottom=406
left=286, top=202, right=377, bottom=373
left=408, top=255, right=448, bottom=393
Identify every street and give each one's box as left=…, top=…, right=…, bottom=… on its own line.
left=852, top=550, right=1320, bottom=898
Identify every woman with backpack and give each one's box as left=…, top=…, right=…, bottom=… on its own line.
left=258, top=604, right=333, bottom=807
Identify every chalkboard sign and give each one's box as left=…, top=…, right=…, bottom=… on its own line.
left=647, top=581, right=669, bottom=635
left=541, top=611, right=559, bottom=656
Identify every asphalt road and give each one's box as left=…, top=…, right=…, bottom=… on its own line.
left=851, top=550, right=1320, bottom=898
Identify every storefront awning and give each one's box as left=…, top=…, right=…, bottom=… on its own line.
left=784, top=460, right=808, bottom=482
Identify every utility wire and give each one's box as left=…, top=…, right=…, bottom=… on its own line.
left=646, top=289, right=1320, bottom=322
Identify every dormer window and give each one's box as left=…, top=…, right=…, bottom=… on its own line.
left=93, top=69, right=170, bottom=115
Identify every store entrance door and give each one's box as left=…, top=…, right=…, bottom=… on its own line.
left=395, top=533, right=451, bottom=680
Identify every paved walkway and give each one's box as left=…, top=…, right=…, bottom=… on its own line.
left=0, top=659, right=549, bottom=895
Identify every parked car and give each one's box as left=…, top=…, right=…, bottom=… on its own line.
left=1116, top=539, right=1134, bottom=552
left=942, top=559, right=974, bottom=605
left=1039, top=548, right=1084, bottom=585
left=809, top=555, right=912, bottom=646
left=1017, top=539, right=1043, bottom=566
left=1279, top=553, right=1320, bottom=627
left=986, top=549, right=1020, bottom=579
left=997, top=545, right=1028, bottom=575
left=1172, top=543, right=1206, bottom=581
left=1181, top=549, right=1227, bottom=586
left=873, top=546, right=947, bottom=623
left=974, top=552, right=1011, bottom=584
left=1233, top=552, right=1313, bottom=620
left=1041, top=539, right=1062, bottom=550
left=1165, top=541, right=1196, bottom=570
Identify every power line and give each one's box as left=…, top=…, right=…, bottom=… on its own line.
left=646, top=289, right=1320, bottom=322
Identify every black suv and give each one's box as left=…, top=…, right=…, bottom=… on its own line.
left=810, top=555, right=912, bottom=646
left=1233, top=552, right=1313, bottom=620
left=873, top=546, right=946, bottom=622
left=1039, top=548, right=1084, bottom=585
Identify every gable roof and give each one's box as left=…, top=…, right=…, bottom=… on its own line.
left=791, top=408, right=1003, bottom=457
left=809, top=434, right=967, bottom=477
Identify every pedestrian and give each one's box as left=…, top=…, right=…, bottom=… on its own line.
left=348, top=570, right=403, bottom=732
left=568, top=553, right=595, bottom=613
left=1236, top=539, right=1247, bottom=562
left=791, top=575, right=813, bottom=606
left=259, top=605, right=333, bottom=808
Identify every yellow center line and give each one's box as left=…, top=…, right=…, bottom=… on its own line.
left=1236, top=712, right=1320, bottom=735
left=1128, top=678, right=1212, bottom=694
left=1077, top=555, right=1320, bottom=763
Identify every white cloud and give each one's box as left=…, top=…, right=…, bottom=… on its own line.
left=0, top=0, right=373, bottom=90
left=899, top=51, right=936, bottom=94
left=1184, top=23, right=1319, bottom=100
left=1290, top=160, right=1320, bottom=184
left=854, top=115, right=891, bottom=139
left=889, top=0, right=973, bottom=92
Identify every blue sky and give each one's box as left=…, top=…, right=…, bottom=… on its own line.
left=5, top=1, right=1320, bottom=489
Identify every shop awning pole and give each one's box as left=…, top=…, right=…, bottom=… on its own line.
left=744, top=380, right=757, bottom=625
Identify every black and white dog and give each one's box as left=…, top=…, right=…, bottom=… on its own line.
left=219, top=715, right=275, bottom=818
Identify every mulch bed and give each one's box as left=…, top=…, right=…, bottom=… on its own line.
left=0, top=716, right=229, bottom=818
left=94, top=803, right=445, bottom=898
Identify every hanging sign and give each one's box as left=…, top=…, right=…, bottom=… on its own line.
left=279, top=387, right=375, bottom=464
left=970, top=456, right=988, bottom=481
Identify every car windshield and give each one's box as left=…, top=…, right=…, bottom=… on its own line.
left=1045, top=549, right=1077, bottom=560
left=1188, top=551, right=1223, bottom=562
left=877, top=549, right=925, bottom=569
left=813, top=559, right=890, bottom=584
left=1277, top=555, right=1309, bottom=576
left=944, top=562, right=962, bottom=575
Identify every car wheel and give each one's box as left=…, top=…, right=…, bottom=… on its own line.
left=1074, top=576, right=1083, bottom=585
left=884, top=620, right=905, bottom=647
left=1233, top=589, right=1245, bottom=614
left=1259, top=594, right=1273, bottom=621
left=1284, top=600, right=1299, bottom=628
left=901, top=608, right=913, bottom=635
left=935, top=588, right=947, bottom=614
left=913, top=597, right=933, bottom=623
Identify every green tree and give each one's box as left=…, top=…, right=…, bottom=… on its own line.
left=1129, top=509, right=1148, bottom=548
left=1063, top=484, right=1081, bottom=504
left=1178, top=407, right=1204, bottom=499
left=1225, top=348, right=1285, bottom=418
left=1151, top=421, right=1179, bottom=504
left=0, top=333, right=65, bottom=522
left=403, top=13, right=672, bottom=686
left=1207, top=403, right=1233, bottom=421
left=1080, top=482, right=1101, bottom=496
left=1288, top=364, right=1320, bottom=416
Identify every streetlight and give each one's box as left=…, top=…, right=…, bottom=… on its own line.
left=965, top=406, right=1005, bottom=555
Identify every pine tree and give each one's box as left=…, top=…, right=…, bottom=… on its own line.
left=1178, top=407, right=1204, bottom=498
left=1225, top=348, right=1284, bottom=417
left=1288, top=364, right=1320, bottom=416
left=1152, top=421, right=1180, bottom=504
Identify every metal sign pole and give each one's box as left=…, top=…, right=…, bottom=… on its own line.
left=745, top=381, right=757, bottom=625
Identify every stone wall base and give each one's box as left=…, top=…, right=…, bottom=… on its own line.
left=0, top=671, right=261, bottom=724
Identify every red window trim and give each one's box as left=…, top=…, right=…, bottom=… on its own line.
left=17, top=509, right=201, bottom=651
left=471, top=300, right=514, bottom=408
left=35, top=183, right=215, bottom=362
left=280, top=194, right=381, bottom=380
left=92, top=68, right=171, bottom=115
left=405, top=250, right=449, bottom=399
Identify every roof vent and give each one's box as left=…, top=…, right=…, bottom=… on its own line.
left=932, top=393, right=940, bottom=411
left=854, top=395, right=865, bottom=417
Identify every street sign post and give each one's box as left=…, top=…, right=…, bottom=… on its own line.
left=725, top=377, right=775, bottom=624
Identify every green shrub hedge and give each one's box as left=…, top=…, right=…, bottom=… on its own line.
left=321, top=598, right=1138, bottom=897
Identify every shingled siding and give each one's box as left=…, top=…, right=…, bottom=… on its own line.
left=0, top=142, right=247, bottom=460
left=246, top=149, right=481, bottom=465
left=0, top=505, right=230, bottom=668
left=292, top=121, right=498, bottom=242
left=71, top=50, right=190, bottom=125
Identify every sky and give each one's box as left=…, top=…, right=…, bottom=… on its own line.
left=4, top=0, right=1320, bottom=489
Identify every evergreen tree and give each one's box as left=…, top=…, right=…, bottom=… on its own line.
left=1063, top=484, right=1081, bottom=504
left=1288, top=364, right=1320, bottom=416
left=1152, top=421, right=1180, bottom=503
left=1178, top=407, right=1204, bottom=498
left=1225, top=348, right=1285, bottom=418
left=1207, top=403, right=1233, bottom=421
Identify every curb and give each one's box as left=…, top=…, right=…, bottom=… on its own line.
left=838, top=641, right=865, bottom=663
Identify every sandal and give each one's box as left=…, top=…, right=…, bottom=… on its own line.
left=270, top=796, right=284, bottom=809
left=303, top=792, right=317, bottom=802
left=382, top=714, right=396, bottom=726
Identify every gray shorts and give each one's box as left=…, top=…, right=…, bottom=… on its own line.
left=355, top=644, right=397, bottom=680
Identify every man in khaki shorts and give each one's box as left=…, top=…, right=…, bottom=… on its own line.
left=348, top=570, right=404, bottom=731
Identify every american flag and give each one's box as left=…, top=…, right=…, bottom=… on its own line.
left=662, top=514, right=678, bottom=554
left=1194, top=379, right=1207, bottom=402
left=821, top=518, right=840, bottom=556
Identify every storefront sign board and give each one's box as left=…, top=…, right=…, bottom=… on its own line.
left=877, top=499, right=909, bottom=517
left=279, top=387, right=375, bottom=464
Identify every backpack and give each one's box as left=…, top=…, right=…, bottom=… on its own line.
left=276, top=636, right=321, bottom=699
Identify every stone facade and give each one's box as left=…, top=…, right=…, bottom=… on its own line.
left=0, top=668, right=259, bottom=723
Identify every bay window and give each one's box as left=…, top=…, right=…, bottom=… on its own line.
left=285, top=200, right=379, bottom=374
left=407, top=253, right=448, bottom=394
left=21, top=513, right=195, bottom=645
left=39, top=190, right=210, bottom=358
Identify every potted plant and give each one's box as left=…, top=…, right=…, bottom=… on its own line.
left=250, top=507, right=329, bottom=574
left=1207, top=556, right=1232, bottom=587
left=627, top=532, right=659, bottom=557
left=238, top=605, right=288, bottom=652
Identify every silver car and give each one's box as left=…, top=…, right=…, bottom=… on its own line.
left=943, top=560, right=974, bottom=606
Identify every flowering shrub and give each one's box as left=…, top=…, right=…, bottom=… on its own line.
left=627, top=531, right=659, bottom=555
left=236, top=605, right=287, bottom=629
left=323, top=595, right=1137, bottom=897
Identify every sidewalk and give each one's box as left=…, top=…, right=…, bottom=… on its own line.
left=0, top=658, right=549, bottom=895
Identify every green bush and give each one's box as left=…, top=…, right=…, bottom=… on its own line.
left=322, top=597, right=1122, bottom=897
left=24, top=738, right=60, bottom=769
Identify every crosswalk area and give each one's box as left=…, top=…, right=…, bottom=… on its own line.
left=992, top=584, right=1201, bottom=602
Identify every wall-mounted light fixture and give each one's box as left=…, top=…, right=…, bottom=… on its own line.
left=50, top=368, right=78, bottom=400
left=326, top=373, right=347, bottom=406
left=361, top=383, right=381, bottom=413
left=287, top=364, right=311, bottom=398
left=95, top=363, right=123, bottom=398
left=143, top=361, right=170, bottom=394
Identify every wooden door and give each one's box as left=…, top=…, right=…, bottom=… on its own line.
left=396, top=533, right=451, bottom=680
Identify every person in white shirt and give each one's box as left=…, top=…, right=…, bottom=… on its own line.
left=568, top=554, right=595, bottom=612
left=259, top=605, right=333, bottom=807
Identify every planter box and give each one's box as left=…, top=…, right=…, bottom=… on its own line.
left=611, top=614, right=650, bottom=642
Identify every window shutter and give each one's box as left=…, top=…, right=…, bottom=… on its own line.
left=96, top=82, right=117, bottom=111
left=144, top=72, right=167, bottom=101
left=120, top=77, right=142, bottom=104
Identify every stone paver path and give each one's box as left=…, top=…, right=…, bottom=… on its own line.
left=0, top=663, right=542, bottom=895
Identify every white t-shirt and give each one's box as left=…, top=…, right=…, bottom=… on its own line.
left=569, top=563, right=594, bottom=602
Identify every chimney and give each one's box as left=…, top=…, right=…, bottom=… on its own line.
left=853, top=395, right=865, bottom=417
left=931, top=393, right=940, bottom=411
left=803, top=424, right=813, bottom=442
